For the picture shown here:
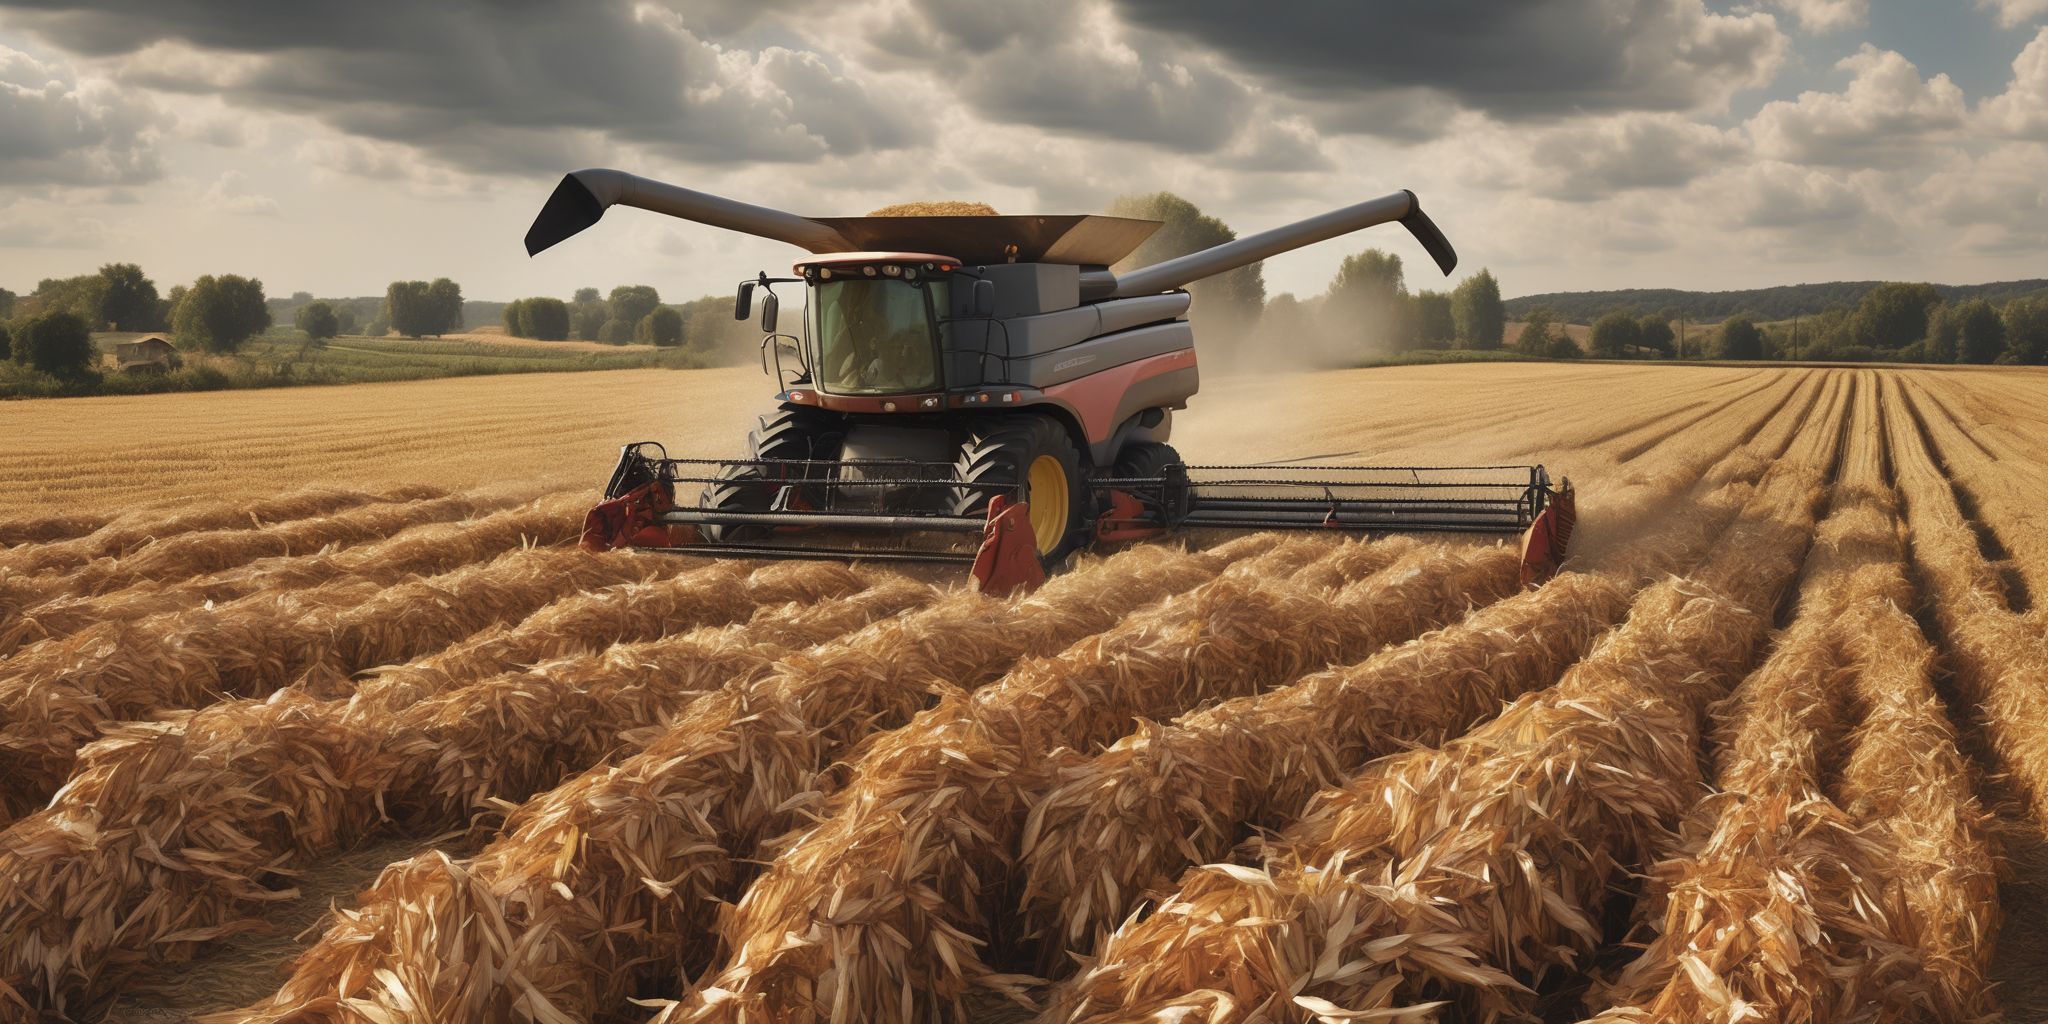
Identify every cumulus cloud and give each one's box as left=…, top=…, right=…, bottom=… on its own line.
left=1980, top=28, right=2048, bottom=138
left=0, top=0, right=923, bottom=177
left=1978, top=0, right=2048, bottom=28
left=0, top=43, right=160, bottom=185
left=1766, top=0, right=1869, bottom=32
left=1749, top=46, right=1966, bottom=167
left=1107, top=0, right=1788, bottom=131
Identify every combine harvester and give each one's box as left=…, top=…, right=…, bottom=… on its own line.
left=527, top=170, right=1572, bottom=591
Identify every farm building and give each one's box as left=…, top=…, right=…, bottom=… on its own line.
left=112, top=336, right=182, bottom=373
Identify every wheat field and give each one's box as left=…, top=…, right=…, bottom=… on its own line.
left=3, top=362, right=2047, bottom=1023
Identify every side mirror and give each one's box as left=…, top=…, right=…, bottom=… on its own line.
left=972, top=278, right=996, bottom=317
left=760, top=290, right=779, bottom=333
left=734, top=281, right=755, bottom=321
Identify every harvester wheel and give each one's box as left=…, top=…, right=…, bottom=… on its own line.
left=952, top=415, right=1085, bottom=566
left=1112, top=440, right=1183, bottom=480
left=699, top=407, right=844, bottom=543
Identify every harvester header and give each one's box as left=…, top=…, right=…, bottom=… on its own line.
left=529, top=169, right=1572, bottom=592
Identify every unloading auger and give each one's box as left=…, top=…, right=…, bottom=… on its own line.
left=526, top=169, right=1573, bottom=592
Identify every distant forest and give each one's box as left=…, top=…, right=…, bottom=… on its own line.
left=1505, top=279, right=2048, bottom=324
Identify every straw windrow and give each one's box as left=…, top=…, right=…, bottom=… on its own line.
left=0, top=571, right=926, bottom=1019
left=1015, top=459, right=1775, bottom=965
left=219, top=541, right=1242, bottom=1024
left=0, top=544, right=671, bottom=820
left=0, top=490, right=584, bottom=657
left=1043, top=447, right=1831, bottom=1022
left=0, top=485, right=444, bottom=578
left=661, top=538, right=1522, bottom=1023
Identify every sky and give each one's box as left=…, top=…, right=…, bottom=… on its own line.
left=0, top=0, right=2043, bottom=306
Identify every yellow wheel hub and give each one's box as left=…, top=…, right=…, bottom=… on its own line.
left=1026, top=454, right=1070, bottom=555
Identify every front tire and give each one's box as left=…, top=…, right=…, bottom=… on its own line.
left=699, top=407, right=844, bottom=543
left=951, top=415, right=1086, bottom=565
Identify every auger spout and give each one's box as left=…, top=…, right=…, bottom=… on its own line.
left=524, top=168, right=855, bottom=257
left=1083, top=189, right=1457, bottom=300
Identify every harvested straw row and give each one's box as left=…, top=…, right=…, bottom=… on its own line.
left=665, top=539, right=1523, bottom=1024
left=0, top=545, right=671, bottom=820
left=1883, top=375, right=2048, bottom=827
left=0, top=572, right=926, bottom=1019
left=60, top=490, right=511, bottom=598
left=0, top=485, right=442, bottom=578
left=223, top=541, right=1241, bottom=1024
left=1836, top=596, right=1999, bottom=1020
left=0, top=492, right=506, bottom=656
left=1015, top=571, right=1629, bottom=966
left=0, top=508, right=112, bottom=547
left=1584, top=485, right=1951, bottom=1021
left=1011, top=467, right=1771, bottom=966
left=342, top=560, right=868, bottom=714
left=377, top=580, right=938, bottom=826
left=0, top=490, right=583, bottom=657
left=1044, top=459, right=1827, bottom=1023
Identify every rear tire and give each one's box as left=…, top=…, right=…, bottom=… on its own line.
left=700, top=408, right=844, bottom=543
left=951, top=415, right=1086, bottom=565
left=1112, top=440, right=1183, bottom=480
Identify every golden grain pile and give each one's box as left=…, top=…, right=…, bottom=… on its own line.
left=0, top=364, right=2043, bottom=1024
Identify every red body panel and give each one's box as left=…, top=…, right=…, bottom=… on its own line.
left=1041, top=348, right=1198, bottom=443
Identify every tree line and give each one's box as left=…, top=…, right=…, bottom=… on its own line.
left=501, top=285, right=758, bottom=362
left=1505, top=278, right=2048, bottom=324
left=1546, top=282, right=2048, bottom=364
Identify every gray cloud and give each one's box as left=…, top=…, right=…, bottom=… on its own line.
left=859, top=0, right=1255, bottom=153
left=0, top=0, right=924, bottom=176
left=1106, top=0, right=1787, bottom=130
left=0, top=43, right=159, bottom=185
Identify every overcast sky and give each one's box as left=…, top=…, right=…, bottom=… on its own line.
left=0, top=0, right=2044, bottom=305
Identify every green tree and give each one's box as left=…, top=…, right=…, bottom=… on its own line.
left=1589, top=311, right=1641, bottom=358
left=1545, top=332, right=1582, bottom=359
left=1927, top=303, right=1961, bottom=363
left=1848, top=282, right=1942, bottom=349
left=1451, top=269, right=1504, bottom=350
left=1109, top=192, right=1265, bottom=335
left=1636, top=316, right=1675, bottom=357
left=573, top=287, right=601, bottom=304
left=0, top=321, right=11, bottom=361
left=677, top=294, right=754, bottom=364
left=1324, top=249, right=1410, bottom=354
left=572, top=298, right=607, bottom=341
left=0, top=287, right=15, bottom=321
left=608, top=285, right=661, bottom=327
left=637, top=306, right=684, bottom=347
left=1516, top=307, right=1555, bottom=354
left=502, top=298, right=527, bottom=338
left=2002, top=295, right=2048, bottom=364
left=295, top=300, right=340, bottom=342
left=174, top=274, right=271, bottom=353
left=1412, top=290, right=1455, bottom=346
left=426, top=278, right=464, bottom=337
left=519, top=297, right=571, bottom=341
left=1714, top=315, right=1765, bottom=360
left=33, top=274, right=108, bottom=326
left=16, top=311, right=97, bottom=378
left=97, top=263, right=161, bottom=331
left=385, top=280, right=433, bottom=338
left=598, top=318, right=633, bottom=345
left=336, top=308, right=358, bottom=336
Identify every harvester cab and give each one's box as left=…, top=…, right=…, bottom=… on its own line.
left=528, top=169, right=1574, bottom=592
